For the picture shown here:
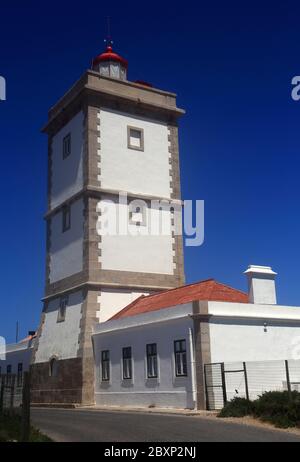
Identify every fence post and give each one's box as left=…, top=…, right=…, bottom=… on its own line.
left=21, top=372, right=31, bottom=442
left=9, top=374, right=16, bottom=415
left=221, top=363, right=227, bottom=406
left=243, top=362, right=250, bottom=401
left=285, top=360, right=292, bottom=399
left=204, top=364, right=210, bottom=411
left=0, top=375, right=4, bottom=415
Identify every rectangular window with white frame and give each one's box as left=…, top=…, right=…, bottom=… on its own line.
left=122, top=347, right=132, bottom=380
left=127, top=126, right=144, bottom=151
left=57, top=295, right=68, bottom=323
left=101, top=350, right=110, bottom=382
left=63, top=133, right=71, bottom=159
left=174, top=339, right=187, bottom=377
left=146, top=343, right=158, bottom=379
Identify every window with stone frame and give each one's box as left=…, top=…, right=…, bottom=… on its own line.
left=57, top=295, right=68, bottom=323
left=128, top=201, right=147, bottom=227
left=127, top=126, right=144, bottom=151
left=62, top=204, right=71, bottom=232
left=63, top=133, right=71, bottom=159
left=49, top=357, right=59, bottom=377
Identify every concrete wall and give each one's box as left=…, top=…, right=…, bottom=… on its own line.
left=99, top=108, right=172, bottom=198
left=34, top=291, right=83, bottom=363
left=93, top=306, right=195, bottom=409
left=49, top=198, right=84, bottom=283
left=98, top=199, right=175, bottom=275
left=51, top=111, right=84, bottom=209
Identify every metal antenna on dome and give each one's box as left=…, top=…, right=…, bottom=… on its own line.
left=104, top=16, right=113, bottom=48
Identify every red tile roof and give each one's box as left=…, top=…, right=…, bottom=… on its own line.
left=110, top=279, right=248, bottom=320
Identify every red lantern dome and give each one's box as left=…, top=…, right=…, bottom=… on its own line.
left=92, top=43, right=128, bottom=80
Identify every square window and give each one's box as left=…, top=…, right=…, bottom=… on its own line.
left=63, top=133, right=71, bottom=159
left=62, top=205, right=71, bottom=232
left=129, top=202, right=147, bottom=226
left=127, top=126, right=144, bottom=151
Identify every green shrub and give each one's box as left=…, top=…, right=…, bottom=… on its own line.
left=253, top=391, right=300, bottom=428
left=219, top=391, right=300, bottom=429
left=218, top=397, right=254, bottom=418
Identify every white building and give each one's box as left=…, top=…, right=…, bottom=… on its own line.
left=92, top=266, right=300, bottom=410
left=0, top=333, right=35, bottom=378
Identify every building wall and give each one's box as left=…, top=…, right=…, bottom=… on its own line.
left=99, top=108, right=172, bottom=198
left=207, top=302, right=300, bottom=363
left=93, top=312, right=195, bottom=409
left=0, top=342, right=33, bottom=375
left=98, top=199, right=175, bottom=275
left=51, top=111, right=84, bottom=209
left=49, top=198, right=84, bottom=283
left=97, top=288, right=152, bottom=323
left=34, top=290, right=83, bottom=363
left=209, top=318, right=300, bottom=363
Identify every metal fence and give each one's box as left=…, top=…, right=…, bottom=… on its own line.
left=0, top=372, right=31, bottom=441
left=204, top=359, right=300, bottom=410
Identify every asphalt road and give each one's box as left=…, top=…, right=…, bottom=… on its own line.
left=31, top=408, right=300, bottom=442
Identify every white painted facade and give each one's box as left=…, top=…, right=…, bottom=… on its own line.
left=99, top=108, right=172, bottom=198
left=50, top=111, right=84, bottom=209
left=244, top=265, right=277, bottom=305
left=207, top=301, right=300, bottom=363
left=93, top=303, right=195, bottom=409
left=0, top=339, right=34, bottom=375
left=34, top=291, right=83, bottom=363
left=92, top=271, right=300, bottom=410
left=98, top=199, right=175, bottom=275
left=49, top=198, right=84, bottom=283
left=97, top=288, right=152, bottom=323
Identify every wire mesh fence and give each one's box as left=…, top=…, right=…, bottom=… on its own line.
left=0, top=372, right=31, bottom=441
left=0, top=373, right=24, bottom=410
left=204, top=359, right=300, bottom=410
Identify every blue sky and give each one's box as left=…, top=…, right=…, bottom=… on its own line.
left=1, top=0, right=300, bottom=342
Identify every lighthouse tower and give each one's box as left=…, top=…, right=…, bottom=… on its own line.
left=31, top=41, right=185, bottom=405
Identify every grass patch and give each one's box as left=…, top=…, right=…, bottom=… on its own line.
left=218, top=391, right=300, bottom=429
left=0, top=412, right=52, bottom=442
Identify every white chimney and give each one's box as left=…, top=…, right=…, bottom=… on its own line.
left=244, top=265, right=277, bottom=305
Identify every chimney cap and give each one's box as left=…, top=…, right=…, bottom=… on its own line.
left=244, top=265, right=277, bottom=276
